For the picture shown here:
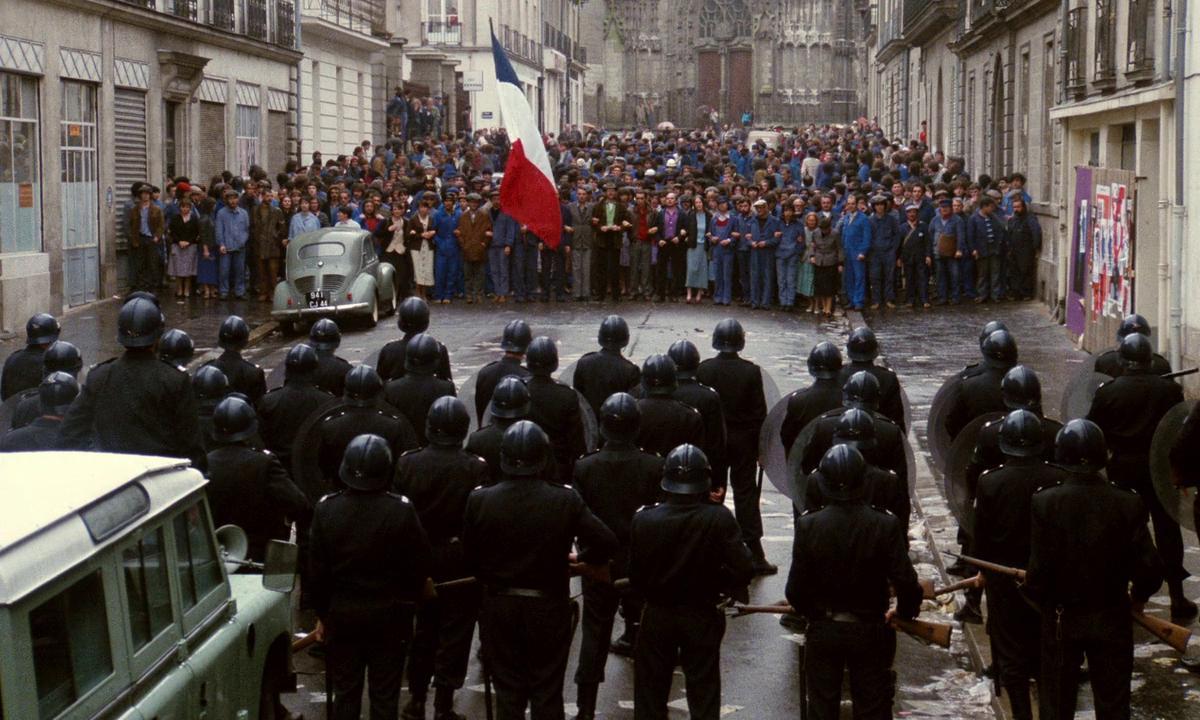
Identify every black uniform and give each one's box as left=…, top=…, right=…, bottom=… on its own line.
left=473, top=357, right=531, bottom=424
left=672, top=378, right=727, bottom=473
left=573, top=349, right=640, bottom=415
left=384, top=374, right=457, bottom=446
left=799, top=408, right=908, bottom=489
left=203, top=350, right=268, bottom=405
left=465, top=420, right=518, bottom=486
left=1094, top=348, right=1171, bottom=378
left=314, top=406, right=419, bottom=496
left=205, top=444, right=310, bottom=560
left=1168, top=400, right=1200, bottom=533
left=837, top=361, right=906, bottom=431
left=394, top=446, right=489, bottom=702
left=9, top=388, right=39, bottom=430
left=964, top=415, right=1064, bottom=491
left=629, top=496, right=754, bottom=720
left=803, top=465, right=909, bottom=537
left=378, top=334, right=453, bottom=382
left=0, top=416, right=62, bottom=452
left=256, top=381, right=334, bottom=469
left=463, top=476, right=618, bottom=720
left=313, top=350, right=354, bottom=397
left=634, top=397, right=705, bottom=459
left=526, top=376, right=587, bottom=483
left=1, top=345, right=44, bottom=400
left=309, top=489, right=434, bottom=720
left=785, top=500, right=921, bottom=720
left=944, top=366, right=1009, bottom=440
left=779, top=378, right=844, bottom=458
left=59, top=352, right=206, bottom=469
left=1025, top=474, right=1163, bottom=720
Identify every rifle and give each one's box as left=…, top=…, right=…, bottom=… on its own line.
left=1163, top=368, right=1199, bottom=381
left=926, top=573, right=984, bottom=599
left=730, top=603, right=953, bottom=649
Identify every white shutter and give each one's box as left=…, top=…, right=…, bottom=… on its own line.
left=113, top=88, right=148, bottom=245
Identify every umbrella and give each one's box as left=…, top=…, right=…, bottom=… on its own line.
left=656, top=121, right=676, bottom=130
left=581, top=122, right=599, bottom=132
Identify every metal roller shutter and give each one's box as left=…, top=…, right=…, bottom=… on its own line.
left=113, top=88, right=147, bottom=247
left=268, top=111, right=287, bottom=174
left=198, top=102, right=227, bottom=185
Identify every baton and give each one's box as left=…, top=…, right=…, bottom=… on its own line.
left=1163, top=368, right=1198, bottom=380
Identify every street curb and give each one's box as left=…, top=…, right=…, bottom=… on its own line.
left=185, top=319, right=280, bottom=372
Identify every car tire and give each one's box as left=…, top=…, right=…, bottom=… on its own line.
left=367, top=300, right=379, bottom=328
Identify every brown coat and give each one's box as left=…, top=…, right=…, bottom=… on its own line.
left=126, top=203, right=165, bottom=247
left=456, top=209, right=492, bottom=263
left=590, top=200, right=632, bottom=249
left=252, top=203, right=287, bottom=259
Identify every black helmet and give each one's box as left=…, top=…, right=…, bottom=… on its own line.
left=598, top=315, right=630, bottom=351
left=1054, top=418, right=1108, bottom=473
left=846, top=327, right=879, bottom=363
left=641, top=354, right=678, bottom=397
left=668, top=339, right=701, bottom=378
left=1116, top=313, right=1151, bottom=340
left=978, top=320, right=1008, bottom=348
left=1118, top=332, right=1153, bottom=371
left=26, top=313, right=61, bottom=345
left=816, top=444, right=866, bottom=501
left=807, top=341, right=843, bottom=379
left=339, top=433, right=394, bottom=491
left=38, top=371, right=79, bottom=416
left=309, top=318, right=341, bottom=351
left=490, top=376, right=531, bottom=419
left=426, top=396, right=470, bottom=447
left=118, top=297, right=165, bottom=348
left=124, top=290, right=161, bottom=307
left=842, top=370, right=880, bottom=410
left=599, top=392, right=641, bottom=443
left=212, top=396, right=259, bottom=443
left=218, top=315, right=250, bottom=350
left=398, top=296, right=431, bottom=334
left=712, top=318, right=746, bottom=352
left=404, top=333, right=441, bottom=375
left=192, top=365, right=229, bottom=401
left=981, top=330, right=1018, bottom=369
left=1001, top=365, right=1042, bottom=411
left=525, top=336, right=559, bottom=376
left=500, top=319, right=533, bottom=353
left=998, top=409, right=1044, bottom=458
left=344, top=365, right=384, bottom=406
left=285, top=343, right=320, bottom=379
left=43, top=341, right=83, bottom=376
left=833, top=408, right=876, bottom=451
left=500, top=420, right=550, bottom=476
left=158, top=330, right=194, bottom=368
left=661, top=443, right=712, bottom=494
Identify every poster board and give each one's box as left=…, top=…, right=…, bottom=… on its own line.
left=1066, top=166, right=1137, bottom=352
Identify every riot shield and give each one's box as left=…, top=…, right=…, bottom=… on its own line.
left=557, top=359, right=579, bottom=389
left=900, top=387, right=913, bottom=434
left=1151, top=401, right=1195, bottom=532
left=1059, top=355, right=1112, bottom=422
left=761, top=368, right=782, bottom=408
left=0, top=391, right=31, bottom=433
left=266, top=358, right=289, bottom=391
left=480, top=387, right=598, bottom=451
left=759, top=396, right=798, bottom=500
left=785, top=421, right=821, bottom=510
left=942, top=412, right=1005, bottom=535
left=925, top=374, right=963, bottom=474
left=289, top=397, right=351, bottom=503
left=458, top=369, right=483, bottom=434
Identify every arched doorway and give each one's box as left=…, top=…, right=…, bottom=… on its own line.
left=991, top=54, right=1006, bottom=177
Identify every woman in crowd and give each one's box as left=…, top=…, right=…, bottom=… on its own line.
left=408, top=195, right=437, bottom=300
left=684, top=193, right=709, bottom=304
left=376, top=202, right=413, bottom=297
left=167, top=196, right=200, bottom=301
left=196, top=197, right=220, bottom=299
left=805, top=213, right=841, bottom=319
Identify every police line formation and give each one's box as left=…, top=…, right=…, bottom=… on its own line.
left=3, top=296, right=1199, bottom=720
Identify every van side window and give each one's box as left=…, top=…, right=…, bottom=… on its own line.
left=29, top=571, right=113, bottom=718
left=173, top=505, right=222, bottom=610
left=122, top=526, right=173, bottom=649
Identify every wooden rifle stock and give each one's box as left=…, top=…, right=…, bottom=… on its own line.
left=730, top=604, right=953, bottom=649
left=1132, top=610, right=1193, bottom=653
left=947, top=553, right=1026, bottom=581
left=927, top=574, right=984, bottom=599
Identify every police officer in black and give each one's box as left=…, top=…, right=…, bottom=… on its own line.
left=378, top=296, right=453, bottom=382
left=192, top=365, right=230, bottom=452
left=309, top=318, right=355, bottom=396
left=780, top=341, right=845, bottom=457
left=524, top=336, right=587, bottom=483
left=972, top=410, right=1066, bottom=720
left=1, top=312, right=60, bottom=400
left=256, top=344, right=334, bottom=470
left=629, top=444, right=754, bottom=720
left=1086, top=332, right=1195, bottom=619
left=695, top=318, right=772, bottom=574
left=395, top=397, right=488, bottom=720
left=573, top=315, right=641, bottom=415
left=205, top=396, right=310, bottom=560
left=473, top=319, right=533, bottom=424
left=466, top=376, right=531, bottom=486
left=309, top=433, right=434, bottom=720
left=573, top=392, right=664, bottom=717
left=385, top=333, right=457, bottom=446
left=463, top=421, right=618, bottom=720
left=0, top=371, right=78, bottom=452
left=1094, top=313, right=1171, bottom=378
left=9, top=340, right=84, bottom=431
left=798, top=371, right=908, bottom=489
left=1025, top=419, right=1163, bottom=720
left=60, top=297, right=205, bottom=468
left=944, top=328, right=1018, bottom=440
left=203, top=315, right=267, bottom=405
left=959, top=320, right=1009, bottom=380
left=802, top=411, right=909, bottom=535
left=785, top=445, right=922, bottom=720
left=668, top=339, right=727, bottom=478
left=636, top=354, right=705, bottom=459
left=158, top=328, right=195, bottom=370
left=836, top=327, right=905, bottom=430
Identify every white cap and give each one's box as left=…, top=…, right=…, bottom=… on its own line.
left=666, top=158, right=678, bottom=168
left=752, top=198, right=767, bottom=207
left=645, top=169, right=657, bottom=177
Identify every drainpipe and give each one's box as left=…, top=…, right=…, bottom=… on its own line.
left=1170, top=0, right=1188, bottom=371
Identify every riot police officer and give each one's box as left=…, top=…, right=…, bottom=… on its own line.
left=378, top=296, right=453, bottom=381
left=573, top=393, right=664, bottom=717
left=780, top=341, right=845, bottom=457
left=10, top=340, right=84, bottom=430
left=573, top=315, right=641, bottom=415
left=256, top=344, right=334, bottom=470
left=463, top=421, right=618, bottom=720
left=309, top=433, right=434, bottom=720
left=1, top=312, right=60, bottom=400
left=60, top=297, right=205, bottom=468
left=384, top=333, right=457, bottom=446
left=205, top=396, right=310, bottom=560
left=636, top=354, right=705, bottom=459
left=0, top=371, right=78, bottom=452
left=836, top=327, right=906, bottom=430
left=158, top=328, right=195, bottom=370
left=629, top=444, right=754, bottom=720
left=798, top=371, right=907, bottom=490
left=473, top=319, right=533, bottom=424
left=395, top=397, right=488, bottom=720
left=1094, top=313, right=1171, bottom=378
left=785, top=445, right=922, bottom=720
left=192, top=365, right=231, bottom=452
left=203, top=315, right=266, bottom=404
left=944, top=329, right=1018, bottom=439
left=959, top=320, right=1009, bottom=380
left=309, top=318, right=354, bottom=396
left=525, top=336, right=587, bottom=483
left=466, top=376, right=532, bottom=486
left=668, top=339, right=727, bottom=477
left=1025, top=419, right=1163, bottom=720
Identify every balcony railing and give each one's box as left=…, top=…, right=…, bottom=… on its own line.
left=246, top=0, right=269, bottom=40
left=117, top=0, right=157, bottom=7
left=1126, top=0, right=1155, bottom=81
left=1066, top=7, right=1088, bottom=97
left=208, top=0, right=236, bottom=31
left=275, top=0, right=295, bottom=47
left=168, top=0, right=198, bottom=20
left=423, top=16, right=462, bottom=45
left=1094, top=0, right=1117, bottom=89
left=967, top=0, right=995, bottom=28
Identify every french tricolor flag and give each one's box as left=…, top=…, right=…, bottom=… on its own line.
left=491, top=27, right=561, bottom=249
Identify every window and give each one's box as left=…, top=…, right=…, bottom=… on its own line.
left=163, top=101, right=178, bottom=181
left=0, top=71, right=42, bottom=254
left=967, top=73, right=976, bottom=170
left=235, top=104, right=260, bottom=178
left=298, top=241, right=346, bottom=258
left=1043, top=35, right=1056, bottom=202
left=173, top=505, right=222, bottom=611
left=29, top=571, right=113, bottom=718
left=122, top=527, right=173, bottom=650
left=1018, top=49, right=1030, bottom=174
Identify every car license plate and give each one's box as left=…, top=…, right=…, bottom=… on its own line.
left=307, top=291, right=329, bottom=308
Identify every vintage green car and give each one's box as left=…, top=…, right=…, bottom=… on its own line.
left=0, top=452, right=297, bottom=720
left=271, top=227, right=397, bottom=331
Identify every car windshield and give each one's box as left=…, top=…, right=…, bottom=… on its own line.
left=298, top=242, right=346, bottom=259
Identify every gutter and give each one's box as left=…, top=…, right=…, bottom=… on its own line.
left=1170, top=0, right=1188, bottom=371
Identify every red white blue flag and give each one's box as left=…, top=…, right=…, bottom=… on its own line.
left=491, top=28, right=560, bottom=248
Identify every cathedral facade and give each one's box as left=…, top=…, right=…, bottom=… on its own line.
left=580, top=0, right=868, bottom=128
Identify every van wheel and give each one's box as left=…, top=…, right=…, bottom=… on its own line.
left=257, top=667, right=280, bottom=720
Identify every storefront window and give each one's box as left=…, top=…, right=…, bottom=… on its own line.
left=0, top=72, right=41, bottom=254
left=235, top=104, right=260, bottom=178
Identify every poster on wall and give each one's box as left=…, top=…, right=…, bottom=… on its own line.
left=1069, top=166, right=1138, bottom=350
left=1090, top=182, right=1132, bottom=320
